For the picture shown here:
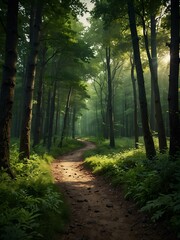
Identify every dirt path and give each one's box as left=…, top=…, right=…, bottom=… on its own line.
left=51, top=141, right=174, bottom=240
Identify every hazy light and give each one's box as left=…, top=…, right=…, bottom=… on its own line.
left=87, top=79, right=94, bottom=83
left=78, top=0, right=94, bottom=27
left=162, top=53, right=170, bottom=64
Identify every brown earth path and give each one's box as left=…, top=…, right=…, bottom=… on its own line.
left=51, top=140, right=175, bottom=240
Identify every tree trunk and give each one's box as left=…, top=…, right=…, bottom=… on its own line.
left=0, top=0, right=18, bottom=178
left=59, top=87, right=72, bottom=147
left=106, top=46, right=115, bottom=148
left=168, top=0, right=180, bottom=156
left=127, top=0, right=156, bottom=159
left=54, top=92, right=60, bottom=143
left=43, top=89, right=51, bottom=146
left=95, top=101, right=101, bottom=137
left=33, top=48, right=46, bottom=147
left=141, top=6, right=167, bottom=152
left=19, top=0, right=43, bottom=159
left=72, top=104, right=76, bottom=139
left=150, top=80, right=155, bottom=131
left=12, top=56, right=26, bottom=138
left=47, top=80, right=57, bottom=151
left=150, top=15, right=156, bottom=131
left=130, top=55, right=139, bottom=149
left=150, top=14, right=158, bottom=132
left=33, top=48, right=57, bottom=147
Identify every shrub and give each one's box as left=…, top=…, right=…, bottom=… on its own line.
left=0, top=145, right=67, bottom=240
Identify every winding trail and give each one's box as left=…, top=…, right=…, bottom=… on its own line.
left=51, top=141, right=173, bottom=240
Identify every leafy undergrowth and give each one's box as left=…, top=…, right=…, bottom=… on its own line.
left=0, top=139, right=82, bottom=240
left=84, top=138, right=180, bottom=239
left=83, top=137, right=137, bottom=158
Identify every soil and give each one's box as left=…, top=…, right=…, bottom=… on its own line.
left=51, top=141, right=176, bottom=240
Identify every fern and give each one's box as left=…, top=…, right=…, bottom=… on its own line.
left=0, top=207, right=41, bottom=240
left=39, top=187, right=63, bottom=214
left=0, top=145, right=67, bottom=240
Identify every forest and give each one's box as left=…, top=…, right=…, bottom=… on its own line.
left=0, top=0, right=179, bottom=239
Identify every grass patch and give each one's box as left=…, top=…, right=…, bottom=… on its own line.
left=83, top=137, right=137, bottom=158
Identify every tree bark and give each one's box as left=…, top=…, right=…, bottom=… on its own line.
left=72, top=104, right=76, bottom=139
left=168, top=0, right=180, bottom=156
left=12, top=56, right=26, bottom=138
left=106, top=46, right=115, bottom=148
left=0, top=0, right=18, bottom=178
left=47, top=79, right=57, bottom=151
left=127, top=0, right=156, bottom=159
left=141, top=5, right=167, bottom=152
left=54, top=91, right=60, bottom=144
left=33, top=47, right=46, bottom=147
left=19, top=0, right=43, bottom=159
left=130, top=55, right=139, bottom=149
left=150, top=14, right=156, bottom=132
left=92, top=80, right=107, bottom=138
left=59, top=87, right=72, bottom=147
left=43, top=89, right=51, bottom=146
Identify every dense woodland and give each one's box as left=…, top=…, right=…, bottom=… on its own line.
left=0, top=0, right=179, bottom=239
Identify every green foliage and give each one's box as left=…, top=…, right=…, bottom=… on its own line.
left=141, top=190, right=180, bottom=237
left=84, top=140, right=180, bottom=238
left=140, top=159, right=180, bottom=235
left=83, top=137, right=136, bottom=158
left=0, top=145, right=68, bottom=240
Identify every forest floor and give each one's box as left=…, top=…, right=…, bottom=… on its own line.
left=51, top=140, right=175, bottom=240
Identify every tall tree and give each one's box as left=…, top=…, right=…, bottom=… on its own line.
left=47, top=78, right=57, bottom=150
left=0, top=0, right=18, bottom=177
left=92, top=74, right=108, bottom=139
left=59, top=87, right=72, bottom=147
left=106, top=46, right=115, bottom=147
left=19, top=0, right=43, bottom=159
left=168, top=0, right=180, bottom=156
left=43, top=89, right=51, bottom=146
left=71, top=104, right=76, bottom=139
left=127, top=0, right=156, bottom=159
left=130, top=55, right=139, bottom=149
left=33, top=46, right=57, bottom=147
left=33, top=45, right=47, bottom=147
left=140, top=0, right=167, bottom=152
